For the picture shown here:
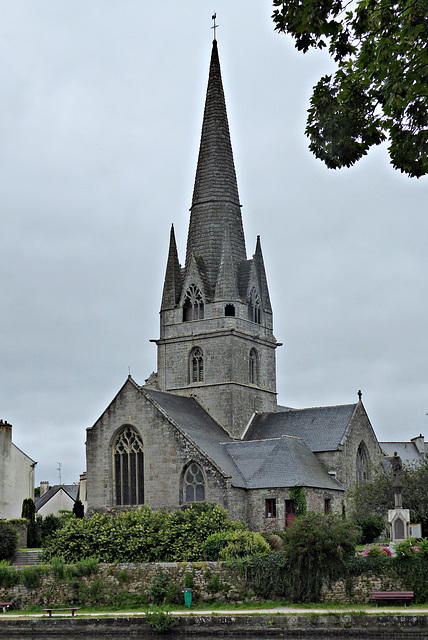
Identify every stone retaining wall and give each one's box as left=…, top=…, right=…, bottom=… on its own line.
left=0, top=562, right=407, bottom=608
left=2, top=614, right=428, bottom=638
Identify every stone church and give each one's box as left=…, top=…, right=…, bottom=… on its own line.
left=85, top=39, right=383, bottom=531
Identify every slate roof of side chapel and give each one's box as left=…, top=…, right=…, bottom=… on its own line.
left=244, top=404, right=358, bottom=452
left=143, top=387, right=343, bottom=492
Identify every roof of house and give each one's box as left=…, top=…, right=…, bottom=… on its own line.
left=244, top=404, right=358, bottom=452
left=381, top=437, right=428, bottom=466
left=35, top=484, right=79, bottom=511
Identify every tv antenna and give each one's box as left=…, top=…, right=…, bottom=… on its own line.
left=57, top=462, right=62, bottom=485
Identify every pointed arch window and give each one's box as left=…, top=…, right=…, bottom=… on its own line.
left=249, top=348, right=258, bottom=385
left=225, top=304, right=235, bottom=317
left=183, top=284, right=204, bottom=321
left=190, top=347, right=204, bottom=383
left=356, top=441, right=370, bottom=485
left=248, top=288, right=261, bottom=324
left=113, top=426, right=144, bottom=506
left=184, top=462, right=205, bottom=502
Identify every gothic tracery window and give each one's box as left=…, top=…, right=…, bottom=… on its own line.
left=356, top=441, right=370, bottom=485
left=184, top=462, right=205, bottom=502
left=113, top=426, right=144, bottom=506
left=183, top=284, right=204, bottom=321
left=248, top=288, right=261, bottom=324
left=249, top=348, right=258, bottom=384
left=190, top=347, right=204, bottom=383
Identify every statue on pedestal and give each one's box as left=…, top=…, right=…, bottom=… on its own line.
left=391, top=451, right=403, bottom=508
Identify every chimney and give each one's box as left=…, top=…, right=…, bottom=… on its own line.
left=39, top=481, right=49, bottom=496
left=410, top=434, right=425, bottom=454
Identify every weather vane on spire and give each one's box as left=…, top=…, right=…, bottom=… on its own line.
left=211, top=13, right=218, bottom=40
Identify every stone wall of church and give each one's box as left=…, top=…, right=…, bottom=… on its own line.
left=86, top=381, right=230, bottom=514
left=242, top=486, right=344, bottom=532
left=315, top=403, right=383, bottom=495
left=158, top=328, right=277, bottom=438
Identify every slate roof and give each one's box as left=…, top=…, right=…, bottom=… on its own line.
left=143, top=387, right=344, bottom=492
left=244, top=404, right=358, bottom=452
left=143, top=388, right=246, bottom=487
left=224, top=436, right=344, bottom=490
left=381, top=440, right=428, bottom=466
left=35, top=484, right=79, bottom=511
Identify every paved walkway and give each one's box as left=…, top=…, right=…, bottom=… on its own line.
left=2, top=606, right=428, bottom=619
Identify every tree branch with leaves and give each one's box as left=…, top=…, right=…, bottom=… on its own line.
left=272, top=0, right=428, bottom=177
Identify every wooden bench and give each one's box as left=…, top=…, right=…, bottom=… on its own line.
left=43, top=608, right=80, bottom=617
left=371, top=591, right=414, bottom=606
left=0, top=602, right=12, bottom=613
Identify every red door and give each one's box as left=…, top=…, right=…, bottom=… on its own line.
left=285, top=500, right=295, bottom=528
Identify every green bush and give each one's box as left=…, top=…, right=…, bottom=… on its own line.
left=50, top=556, right=66, bottom=579
left=218, top=530, right=271, bottom=560
left=21, top=498, right=37, bottom=547
left=353, top=513, right=386, bottom=544
left=0, top=560, right=19, bottom=588
left=149, top=570, right=180, bottom=605
left=0, top=522, right=18, bottom=561
left=281, top=512, right=359, bottom=602
left=145, top=607, right=177, bottom=632
left=42, top=502, right=244, bottom=563
left=202, top=530, right=271, bottom=561
left=20, top=565, right=42, bottom=589
left=68, top=557, right=99, bottom=577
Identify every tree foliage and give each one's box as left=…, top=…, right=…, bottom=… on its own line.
left=281, top=511, right=359, bottom=602
left=0, top=522, right=18, bottom=561
left=350, top=455, right=428, bottom=535
left=42, top=502, right=244, bottom=563
left=272, top=0, right=428, bottom=177
left=73, top=499, right=85, bottom=519
left=21, top=497, right=37, bottom=547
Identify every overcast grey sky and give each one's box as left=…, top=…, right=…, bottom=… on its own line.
left=1, top=2, right=427, bottom=487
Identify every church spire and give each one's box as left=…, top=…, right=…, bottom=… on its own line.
left=161, top=224, right=182, bottom=310
left=185, top=40, right=247, bottom=298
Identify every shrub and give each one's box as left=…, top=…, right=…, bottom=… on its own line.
left=218, top=531, right=271, bottom=560
left=20, top=565, right=42, bottom=589
left=145, top=607, right=177, bottom=632
left=149, top=570, right=170, bottom=605
left=50, top=556, right=66, bottom=579
left=21, top=498, right=37, bottom=547
left=0, top=522, right=18, bottom=561
left=393, top=538, right=420, bottom=558
left=362, top=545, right=391, bottom=557
left=42, top=502, right=244, bottom=563
left=0, top=560, right=19, bottom=588
left=73, top=500, right=85, bottom=518
left=281, top=512, right=359, bottom=602
left=354, top=513, right=386, bottom=544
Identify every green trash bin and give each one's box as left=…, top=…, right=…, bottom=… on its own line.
left=184, top=588, right=192, bottom=608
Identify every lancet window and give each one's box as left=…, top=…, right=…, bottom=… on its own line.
left=356, top=441, right=370, bottom=485
left=113, top=426, right=144, bottom=506
left=183, top=284, right=204, bottom=321
left=249, top=348, right=258, bottom=385
left=190, top=347, right=204, bottom=383
left=248, top=288, right=261, bottom=324
left=184, top=462, right=205, bottom=503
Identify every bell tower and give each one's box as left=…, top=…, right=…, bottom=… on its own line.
left=154, top=39, right=279, bottom=438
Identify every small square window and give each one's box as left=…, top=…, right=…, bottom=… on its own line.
left=265, top=498, right=276, bottom=518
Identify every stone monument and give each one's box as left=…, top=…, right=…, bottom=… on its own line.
left=388, top=452, right=410, bottom=543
